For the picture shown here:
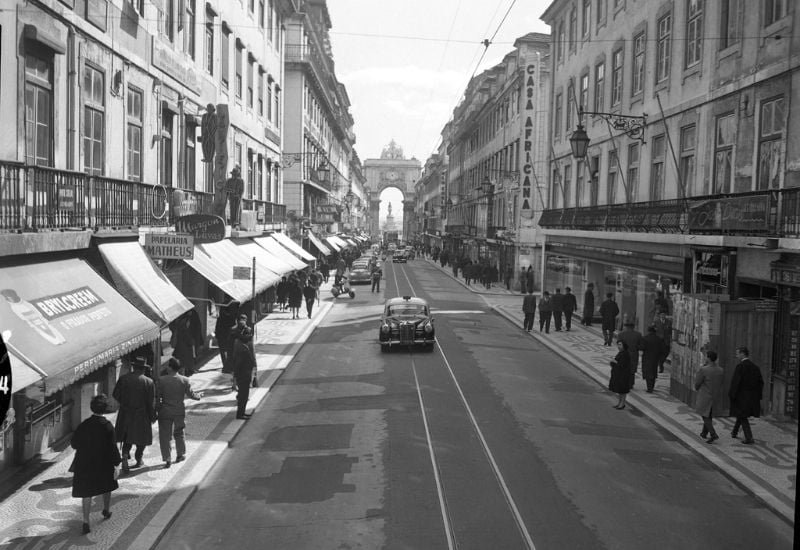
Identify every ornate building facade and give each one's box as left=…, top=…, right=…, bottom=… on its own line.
left=364, top=140, right=422, bottom=240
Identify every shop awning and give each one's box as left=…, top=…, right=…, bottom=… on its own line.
left=7, top=349, right=47, bottom=392
left=183, top=239, right=281, bottom=303
left=231, top=238, right=295, bottom=278
left=307, top=231, right=332, bottom=256
left=253, top=236, right=308, bottom=271
left=270, top=232, right=316, bottom=261
left=328, top=235, right=350, bottom=249
left=0, top=259, right=160, bottom=395
left=324, top=237, right=342, bottom=252
left=98, top=241, right=193, bottom=326
left=344, top=238, right=359, bottom=248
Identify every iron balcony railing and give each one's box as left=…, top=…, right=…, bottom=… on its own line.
left=539, top=187, right=800, bottom=238
left=0, top=160, right=287, bottom=233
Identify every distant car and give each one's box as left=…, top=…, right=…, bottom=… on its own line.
left=379, top=296, right=435, bottom=352
left=393, top=246, right=408, bottom=263
left=349, top=259, right=372, bottom=284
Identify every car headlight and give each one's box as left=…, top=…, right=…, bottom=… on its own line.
left=381, top=323, right=390, bottom=334
left=423, top=322, right=434, bottom=333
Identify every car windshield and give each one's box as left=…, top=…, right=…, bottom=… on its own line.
left=353, top=261, right=369, bottom=269
left=388, top=304, right=427, bottom=316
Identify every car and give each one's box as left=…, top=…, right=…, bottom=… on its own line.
left=392, top=246, right=408, bottom=263
left=349, top=259, right=372, bottom=284
left=379, top=296, right=435, bottom=352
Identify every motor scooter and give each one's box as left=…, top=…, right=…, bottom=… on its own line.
left=330, top=276, right=355, bottom=298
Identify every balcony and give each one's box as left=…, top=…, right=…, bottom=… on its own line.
left=0, top=160, right=287, bottom=233
left=539, top=188, right=800, bottom=238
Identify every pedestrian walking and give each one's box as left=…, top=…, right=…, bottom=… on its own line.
left=464, top=262, right=473, bottom=286
left=288, top=278, right=303, bottom=319
left=169, top=310, right=204, bottom=376
left=71, top=394, right=122, bottom=535
left=599, top=292, right=620, bottom=346
left=232, top=327, right=257, bottom=419
left=640, top=326, right=665, bottom=392
left=303, top=281, right=317, bottom=318
left=522, top=289, right=537, bottom=332
left=582, top=282, right=595, bottom=326
left=618, top=321, right=644, bottom=389
left=320, top=258, right=330, bottom=283
left=370, top=262, right=382, bottom=293
left=609, top=340, right=632, bottom=410
left=505, top=266, right=514, bottom=291
left=695, top=350, right=724, bottom=443
left=538, top=291, right=553, bottom=333
left=729, top=346, right=764, bottom=444
left=112, top=357, right=156, bottom=472
left=526, top=266, right=534, bottom=293
left=552, top=288, right=565, bottom=331
left=156, top=358, right=203, bottom=468
left=215, top=301, right=239, bottom=375
left=276, top=276, right=289, bottom=311
left=563, top=287, right=577, bottom=331
left=653, top=311, right=672, bottom=373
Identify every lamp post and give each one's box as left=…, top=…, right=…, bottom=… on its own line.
left=569, top=107, right=648, bottom=159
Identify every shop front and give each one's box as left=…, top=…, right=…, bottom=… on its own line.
left=2, top=258, right=160, bottom=467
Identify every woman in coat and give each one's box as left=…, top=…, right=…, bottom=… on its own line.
left=609, top=340, right=632, bottom=409
left=71, top=394, right=122, bottom=534
left=276, top=277, right=289, bottom=311
left=287, top=279, right=303, bottom=319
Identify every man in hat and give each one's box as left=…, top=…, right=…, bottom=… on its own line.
left=226, top=165, right=244, bottom=228
left=599, top=292, right=620, bottom=346
left=113, top=356, right=156, bottom=471
left=157, top=357, right=203, bottom=468
left=232, top=327, right=257, bottom=419
left=618, top=321, right=644, bottom=389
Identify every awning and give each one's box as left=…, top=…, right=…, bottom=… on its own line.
left=98, top=241, right=193, bottom=326
left=231, top=238, right=295, bottom=278
left=253, top=236, right=308, bottom=271
left=325, top=237, right=342, bottom=252
left=344, top=238, right=359, bottom=248
left=183, top=239, right=281, bottom=303
left=0, top=259, right=160, bottom=395
left=7, top=348, right=47, bottom=392
left=307, top=231, right=332, bottom=256
left=270, top=232, right=316, bottom=261
left=328, top=235, right=350, bottom=249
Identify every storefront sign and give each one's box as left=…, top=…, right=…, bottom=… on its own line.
left=782, top=316, right=799, bottom=415
left=144, top=233, right=194, bottom=260
left=520, top=63, right=537, bottom=217
left=175, top=214, right=226, bottom=243
left=233, top=266, right=251, bottom=280
left=688, top=195, right=770, bottom=233
left=692, top=250, right=731, bottom=294
left=58, top=183, right=75, bottom=211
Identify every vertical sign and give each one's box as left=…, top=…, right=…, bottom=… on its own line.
left=521, top=63, right=536, bottom=218
left=783, top=315, right=799, bottom=416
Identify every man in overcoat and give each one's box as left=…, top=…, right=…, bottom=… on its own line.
left=551, top=289, right=565, bottom=331
left=729, top=346, right=764, bottom=444
left=640, top=326, right=665, bottom=392
left=522, top=290, right=536, bottom=332
left=599, top=292, right=620, bottom=346
left=233, top=327, right=257, bottom=419
left=562, top=287, right=578, bottom=331
left=538, top=291, right=553, bottom=334
left=157, top=357, right=203, bottom=467
left=113, top=357, right=156, bottom=471
left=618, top=321, right=644, bottom=389
left=695, top=350, right=724, bottom=443
left=582, top=282, right=595, bottom=326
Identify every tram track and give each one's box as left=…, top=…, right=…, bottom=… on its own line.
left=385, top=258, right=536, bottom=550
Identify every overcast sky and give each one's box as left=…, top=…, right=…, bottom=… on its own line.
left=327, top=0, right=551, bottom=165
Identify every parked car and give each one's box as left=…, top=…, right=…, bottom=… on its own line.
left=349, top=258, right=372, bottom=284
left=379, top=296, right=435, bottom=352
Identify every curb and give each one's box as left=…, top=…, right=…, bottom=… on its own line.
left=489, top=303, right=795, bottom=525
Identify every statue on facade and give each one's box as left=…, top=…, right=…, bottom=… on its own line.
left=380, top=140, right=405, bottom=160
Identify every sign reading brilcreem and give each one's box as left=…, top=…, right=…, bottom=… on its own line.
left=144, top=233, right=195, bottom=260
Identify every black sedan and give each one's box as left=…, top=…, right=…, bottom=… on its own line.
left=379, top=296, right=435, bottom=352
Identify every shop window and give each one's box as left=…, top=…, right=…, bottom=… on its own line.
left=713, top=113, right=735, bottom=194
left=24, top=47, right=54, bottom=167
left=126, top=86, right=143, bottom=181
left=758, top=97, right=785, bottom=190
left=83, top=64, right=105, bottom=176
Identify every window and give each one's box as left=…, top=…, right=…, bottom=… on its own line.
left=267, top=76, right=273, bottom=122
left=247, top=149, right=254, bottom=198
left=258, top=68, right=264, bottom=116
left=589, top=155, right=600, bottom=205
left=566, top=81, right=575, bottom=131
left=596, top=0, right=606, bottom=25
left=205, top=11, right=214, bottom=75
left=161, top=108, right=174, bottom=187
left=611, top=48, right=623, bottom=106
left=758, top=97, right=785, bottom=190
left=679, top=125, right=695, bottom=197
left=164, top=0, right=175, bottom=43
left=274, top=85, right=281, bottom=128
left=249, top=0, right=255, bottom=14
left=259, top=0, right=265, bottom=29
left=557, top=21, right=565, bottom=62
left=582, top=0, right=592, bottom=37
left=685, top=0, right=703, bottom=68
left=655, top=14, right=671, bottom=83
left=235, top=142, right=243, bottom=175
left=247, top=56, right=254, bottom=109
left=24, top=48, right=54, bottom=167
left=632, top=32, right=645, bottom=96
left=184, top=118, right=196, bottom=190
left=83, top=65, right=104, bottom=176
left=126, top=87, right=143, bottom=181
left=576, top=160, right=585, bottom=206
left=131, top=0, right=144, bottom=14
left=721, top=0, right=741, bottom=49
left=552, top=167, right=561, bottom=208
left=713, top=113, right=735, bottom=194
left=256, top=155, right=264, bottom=200
left=184, top=0, right=195, bottom=59
left=580, top=73, right=589, bottom=110
left=267, top=0, right=274, bottom=42
left=568, top=7, right=577, bottom=52
left=235, top=42, right=243, bottom=100
left=221, top=25, right=230, bottom=88
left=554, top=92, right=563, bottom=138
left=627, top=143, right=639, bottom=202
left=563, top=164, right=572, bottom=207
left=764, top=0, right=787, bottom=27
left=607, top=150, right=618, bottom=204
left=594, top=62, right=605, bottom=111
left=650, top=135, right=665, bottom=200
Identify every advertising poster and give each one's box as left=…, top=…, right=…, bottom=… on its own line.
left=670, top=294, right=711, bottom=404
